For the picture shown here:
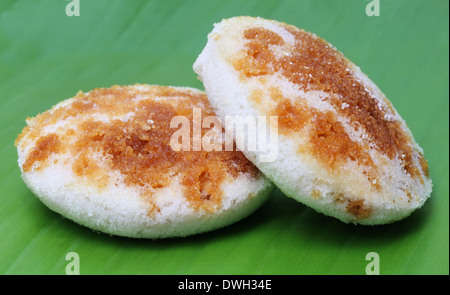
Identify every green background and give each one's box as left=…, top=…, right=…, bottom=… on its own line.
left=0, top=0, right=448, bottom=275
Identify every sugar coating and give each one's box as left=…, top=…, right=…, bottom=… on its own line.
left=16, top=84, right=273, bottom=238
left=194, top=16, right=432, bottom=224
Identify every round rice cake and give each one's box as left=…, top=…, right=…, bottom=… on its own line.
left=193, top=16, right=432, bottom=225
left=15, top=84, right=273, bottom=238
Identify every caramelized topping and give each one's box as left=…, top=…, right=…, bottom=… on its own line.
left=17, top=86, right=258, bottom=212
left=308, top=110, right=374, bottom=169
left=234, top=28, right=285, bottom=76
left=236, top=26, right=427, bottom=181
left=22, top=133, right=60, bottom=173
left=419, top=154, right=429, bottom=178
left=345, top=199, right=371, bottom=220
left=273, top=99, right=309, bottom=132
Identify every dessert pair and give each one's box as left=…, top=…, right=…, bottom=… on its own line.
left=16, top=17, right=432, bottom=238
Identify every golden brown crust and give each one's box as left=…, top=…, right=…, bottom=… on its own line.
left=233, top=26, right=428, bottom=185
left=16, top=85, right=259, bottom=213
left=345, top=199, right=372, bottom=220
left=22, top=133, right=61, bottom=173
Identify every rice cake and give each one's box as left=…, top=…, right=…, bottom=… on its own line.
left=15, top=84, right=273, bottom=238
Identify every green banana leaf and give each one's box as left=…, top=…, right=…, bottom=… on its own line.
left=0, top=0, right=448, bottom=275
